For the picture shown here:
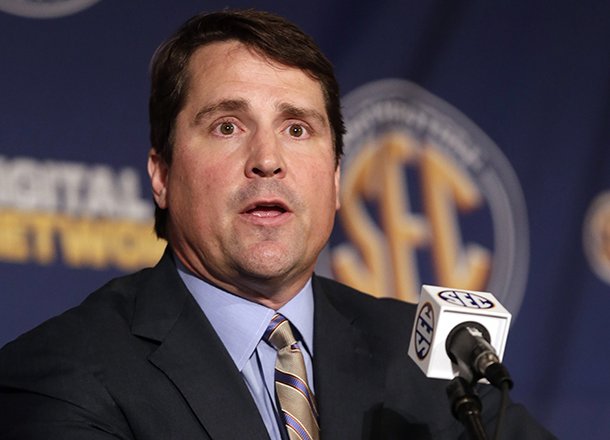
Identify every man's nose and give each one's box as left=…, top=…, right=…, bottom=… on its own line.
left=244, top=129, right=287, bottom=178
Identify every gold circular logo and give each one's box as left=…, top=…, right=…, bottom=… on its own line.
left=583, top=191, right=610, bottom=284
left=319, top=79, right=529, bottom=316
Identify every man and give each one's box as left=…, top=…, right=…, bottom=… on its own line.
left=0, top=10, right=553, bottom=439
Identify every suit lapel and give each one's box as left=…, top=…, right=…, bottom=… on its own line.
left=312, top=276, right=385, bottom=440
left=131, top=250, right=270, bottom=440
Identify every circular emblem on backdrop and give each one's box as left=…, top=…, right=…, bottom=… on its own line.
left=321, top=79, right=529, bottom=316
left=0, top=0, right=100, bottom=19
left=583, top=191, right=610, bottom=284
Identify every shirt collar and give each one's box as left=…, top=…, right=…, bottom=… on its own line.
left=175, top=260, right=314, bottom=371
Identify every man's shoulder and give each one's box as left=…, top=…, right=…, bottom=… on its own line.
left=313, top=275, right=417, bottom=339
left=1, top=268, right=148, bottom=355
left=314, top=274, right=416, bottom=312
left=2, top=250, right=178, bottom=355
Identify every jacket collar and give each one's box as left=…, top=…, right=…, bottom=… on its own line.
left=312, top=275, right=385, bottom=439
left=131, top=249, right=270, bottom=440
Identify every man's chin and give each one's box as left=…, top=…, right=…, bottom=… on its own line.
left=233, top=249, right=305, bottom=285
left=236, top=259, right=294, bottom=282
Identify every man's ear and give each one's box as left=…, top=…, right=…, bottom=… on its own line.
left=147, top=148, right=169, bottom=209
left=334, top=163, right=341, bottom=210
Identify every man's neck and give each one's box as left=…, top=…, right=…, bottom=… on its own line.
left=172, top=250, right=313, bottom=310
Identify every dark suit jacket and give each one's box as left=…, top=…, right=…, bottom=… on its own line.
left=0, top=251, right=553, bottom=439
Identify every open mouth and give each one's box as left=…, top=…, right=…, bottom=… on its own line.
left=243, top=201, right=289, bottom=218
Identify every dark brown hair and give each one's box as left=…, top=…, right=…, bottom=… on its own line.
left=149, top=9, right=344, bottom=239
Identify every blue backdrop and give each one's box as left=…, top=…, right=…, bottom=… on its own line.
left=2, top=1, right=609, bottom=438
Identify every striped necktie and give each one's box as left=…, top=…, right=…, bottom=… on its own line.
left=263, top=313, right=320, bottom=440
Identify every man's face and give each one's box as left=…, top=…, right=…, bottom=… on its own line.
left=148, top=41, right=340, bottom=307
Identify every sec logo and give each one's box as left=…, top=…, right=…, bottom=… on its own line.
left=414, top=302, right=434, bottom=360
left=319, top=79, right=529, bottom=316
left=438, top=290, right=495, bottom=309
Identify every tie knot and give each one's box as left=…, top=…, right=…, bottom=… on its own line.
left=263, top=313, right=297, bottom=351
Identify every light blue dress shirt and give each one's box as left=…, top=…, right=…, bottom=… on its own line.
left=176, top=263, right=315, bottom=440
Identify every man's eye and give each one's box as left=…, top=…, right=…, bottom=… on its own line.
left=288, top=124, right=305, bottom=138
left=218, top=122, right=235, bottom=135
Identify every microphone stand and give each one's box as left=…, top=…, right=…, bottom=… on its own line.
left=446, top=377, right=487, bottom=440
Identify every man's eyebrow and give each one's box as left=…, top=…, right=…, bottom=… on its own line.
left=276, top=102, right=328, bottom=127
left=193, top=99, right=250, bottom=124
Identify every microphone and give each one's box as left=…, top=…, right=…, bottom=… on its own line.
left=408, top=285, right=512, bottom=387
left=446, top=321, right=513, bottom=388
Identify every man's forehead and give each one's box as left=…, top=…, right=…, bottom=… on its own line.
left=185, top=41, right=325, bottom=100
left=183, top=42, right=329, bottom=121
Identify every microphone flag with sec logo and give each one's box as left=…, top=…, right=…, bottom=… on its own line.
left=408, top=285, right=512, bottom=381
